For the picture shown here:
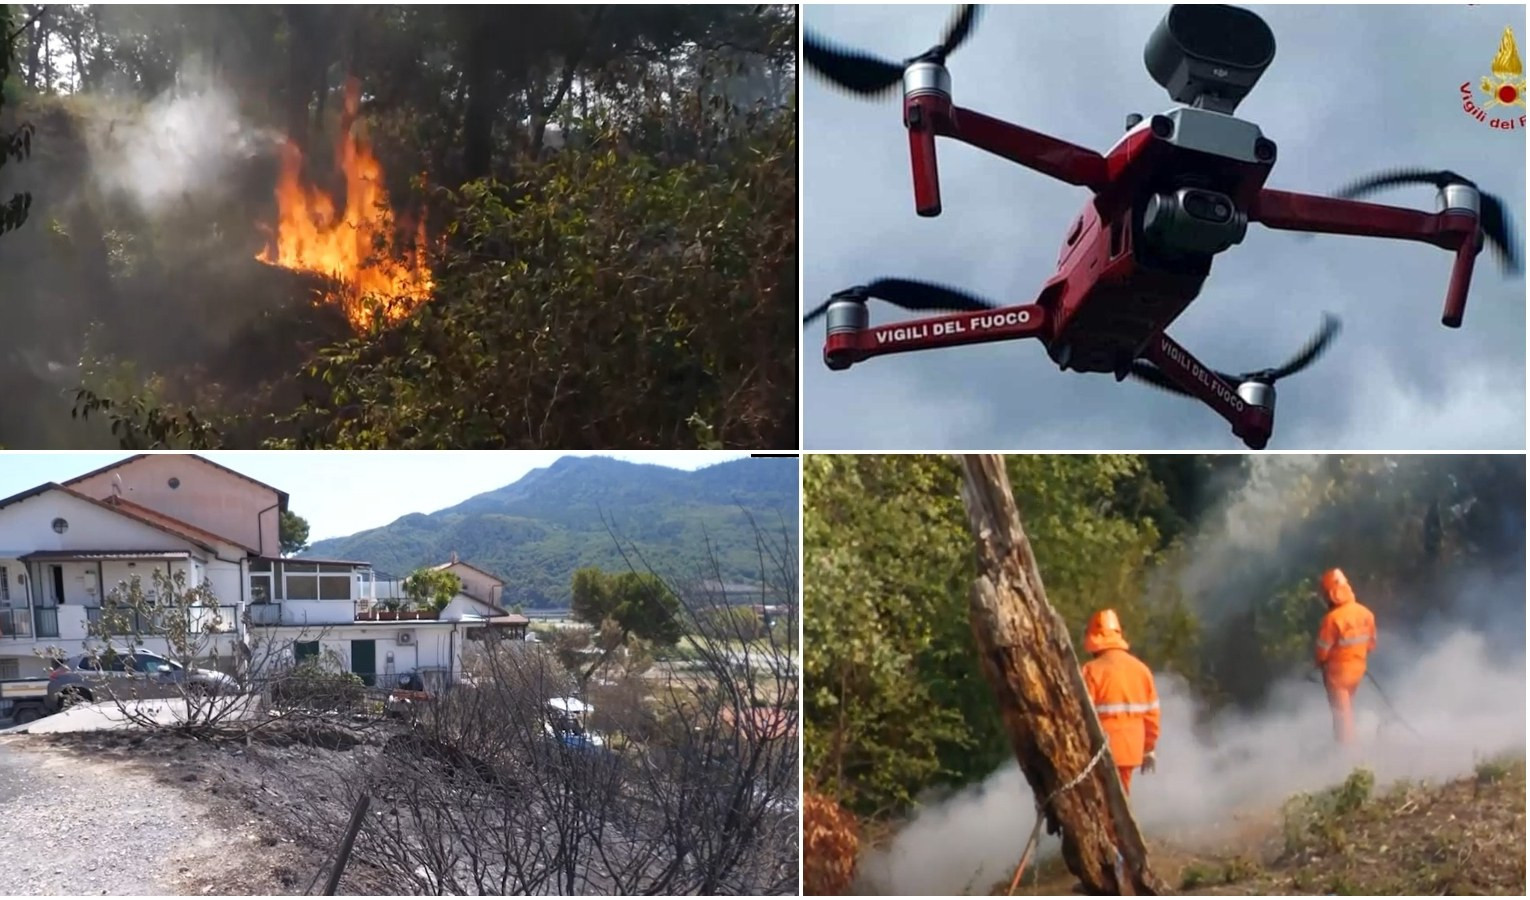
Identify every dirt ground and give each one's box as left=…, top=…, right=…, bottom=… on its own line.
left=992, top=759, right=1526, bottom=896
left=0, top=722, right=395, bottom=895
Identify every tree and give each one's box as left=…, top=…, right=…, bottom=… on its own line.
left=1, top=7, right=35, bottom=239
left=570, top=567, right=682, bottom=685
left=279, top=509, right=311, bottom=556
left=402, top=566, right=461, bottom=613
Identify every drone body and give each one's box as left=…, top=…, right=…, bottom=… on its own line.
left=805, top=4, right=1519, bottom=450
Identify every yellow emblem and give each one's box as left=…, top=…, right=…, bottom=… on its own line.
left=1479, top=27, right=1526, bottom=108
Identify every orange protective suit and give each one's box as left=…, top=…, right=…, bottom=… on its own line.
left=1315, top=568, right=1377, bottom=745
left=1081, top=609, right=1160, bottom=795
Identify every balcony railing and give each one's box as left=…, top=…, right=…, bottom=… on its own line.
left=0, top=608, right=59, bottom=639
left=32, top=607, right=58, bottom=639
left=0, top=608, right=32, bottom=639
left=354, top=600, right=440, bottom=622
left=247, top=603, right=283, bottom=626
left=85, top=605, right=238, bottom=637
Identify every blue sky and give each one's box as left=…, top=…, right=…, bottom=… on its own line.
left=0, top=451, right=753, bottom=541
left=803, top=4, right=1526, bottom=450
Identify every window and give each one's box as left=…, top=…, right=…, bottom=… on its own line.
left=167, top=477, right=180, bottom=489
left=294, top=641, right=320, bottom=663
left=318, top=575, right=351, bottom=600
left=286, top=575, right=318, bottom=600
left=51, top=518, right=68, bottom=534
left=0, top=566, right=7, bottom=603
left=0, top=658, right=17, bottom=679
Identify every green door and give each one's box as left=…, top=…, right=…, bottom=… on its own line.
left=350, top=639, right=376, bottom=687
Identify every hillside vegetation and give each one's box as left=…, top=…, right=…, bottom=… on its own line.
left=307, top=455, right=799, bottom=607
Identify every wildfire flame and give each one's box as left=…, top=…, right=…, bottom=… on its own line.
left=257, top=78, right=432, bottom=330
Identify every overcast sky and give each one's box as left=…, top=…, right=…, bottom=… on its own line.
left=803, top=4, right=1526, bottom=451
left=0, top=451, right=752, bottom=541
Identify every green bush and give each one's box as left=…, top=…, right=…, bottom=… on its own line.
left=272, top=663, right=366, bottom=711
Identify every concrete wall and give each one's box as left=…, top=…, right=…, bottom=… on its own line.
left=69, top=456, right=282, bottom=555
left=440, top=563, right=503, bottom=606
left=0, top=490, right=204, bottom=559
left=270, top=624, right=457, bottom=684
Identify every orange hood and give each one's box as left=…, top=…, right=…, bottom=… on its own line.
left=1084, top=608, right=1130, bottom=654
left=1321, top=568, right=1356, bottom=607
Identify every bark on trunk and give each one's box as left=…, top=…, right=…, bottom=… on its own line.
left=955, top=454, right=1162, bottom=896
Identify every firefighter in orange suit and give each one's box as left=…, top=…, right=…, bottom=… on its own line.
left=1081, top=609, right=1161, bottom=794
left=1315, top=568, right=1377, bottom=745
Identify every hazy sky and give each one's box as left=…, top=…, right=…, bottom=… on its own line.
left=803, top=4, right=1527, bottom=450
left=0, top=451, right=754, bottom=541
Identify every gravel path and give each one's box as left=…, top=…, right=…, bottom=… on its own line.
left=0, top=736, right=229, bottom=895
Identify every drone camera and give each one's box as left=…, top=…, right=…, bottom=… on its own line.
left=1143, top=187, right=1247, bottom=255
left=1145, top=4, right=1276, bottom=114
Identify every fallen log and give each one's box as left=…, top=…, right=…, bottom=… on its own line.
left=955, top=454, right=1162, bottom=895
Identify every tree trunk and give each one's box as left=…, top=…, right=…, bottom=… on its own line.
left=954, top=454, right=1162, bottom=896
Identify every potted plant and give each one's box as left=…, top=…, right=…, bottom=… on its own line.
left=379, top=598, right=402, bottom=621
left=403, top=567, right=461, bottom=622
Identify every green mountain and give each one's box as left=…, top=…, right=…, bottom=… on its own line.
left=304, top=455, right=799, bottom=608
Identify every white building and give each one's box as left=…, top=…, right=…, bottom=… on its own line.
left=0, top=455, right=526, bottom=687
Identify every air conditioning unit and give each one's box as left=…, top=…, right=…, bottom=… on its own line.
left=396, top=631, right=415, bottom=646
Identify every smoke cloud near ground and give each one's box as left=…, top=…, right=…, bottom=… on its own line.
left=855, top=619, right=1526, bottom=896
left=81, top=61, right=279, bottom=215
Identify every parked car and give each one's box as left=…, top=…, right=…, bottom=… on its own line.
left=0, top=678, right=53, bottom=725
left=47, top=649, right=238, bottom=710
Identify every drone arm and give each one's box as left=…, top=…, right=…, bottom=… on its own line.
left=942, top=107, right=1110, bottom=189
left=1250, top=189, right=1481, bottom=327
left=1250, top=189, right=1468, bottom=248
left=1143, top=333, right=1274, bottom=451
left=903, top=92, right=1108, bottom=216
left=823, top=303, right=1049, bottom=369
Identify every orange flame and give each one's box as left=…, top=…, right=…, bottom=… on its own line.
left=257, top=78, right=431, bottom=330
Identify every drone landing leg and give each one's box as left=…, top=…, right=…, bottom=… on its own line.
left=1143, top=333, right=1274, bottom=450
left=824, top=304, right=1049, bottom=370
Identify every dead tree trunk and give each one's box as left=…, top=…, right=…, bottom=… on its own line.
left=955, top=454, right=1162, bottom=896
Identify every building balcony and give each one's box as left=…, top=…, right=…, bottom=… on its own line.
left=0, top=607, right=60, bottom=640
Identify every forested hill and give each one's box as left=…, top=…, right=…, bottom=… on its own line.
left=305, top=455, right=798, bottom=608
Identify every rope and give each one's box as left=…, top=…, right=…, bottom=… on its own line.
left=1365, top=670, right=1425, bottom=739
left=1006, top=738, right=1111, bottom=896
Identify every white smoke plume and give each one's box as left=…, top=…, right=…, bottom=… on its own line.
left=83, top=60, right=281, bottom=214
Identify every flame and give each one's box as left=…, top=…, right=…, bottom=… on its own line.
left=257, top=78, right=431, bottom=330
left=1492, top=26, right=1523, bottom=77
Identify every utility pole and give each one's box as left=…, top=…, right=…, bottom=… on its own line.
left=955, top=454, right=1161, bottom=895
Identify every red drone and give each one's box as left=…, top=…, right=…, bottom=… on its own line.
left=803, top=4, right=1520, bottom=449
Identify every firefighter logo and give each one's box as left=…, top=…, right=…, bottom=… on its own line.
left=1461, top=26, right=1527, bottom=130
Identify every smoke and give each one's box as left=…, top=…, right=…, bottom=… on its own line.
left=855, top=622, right=1525, bottom=895
left=1160, top=455, right=1323, bottom=630
left=83, top=60, right=280, bottom=215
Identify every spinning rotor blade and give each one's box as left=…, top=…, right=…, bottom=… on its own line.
left=804, top=5, right=981, bottom=97
left=1129, top=313, right=1341, bottom=396
left=1334, top=168, right=1520, bottom=273
left=802, top=36, right=905, bottom=96
left=1253, top=312, right=1341, bottom=381
left=803, top=277, right=1001, bottom=325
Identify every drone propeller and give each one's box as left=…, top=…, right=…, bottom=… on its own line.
left=804, top=5, right=980, bottom=97
left=1333, top=169, right=1520, bottom=274
left=1130, top=313, right=1341, bottom=398
left=803, top=276, right=1000, bottom=325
